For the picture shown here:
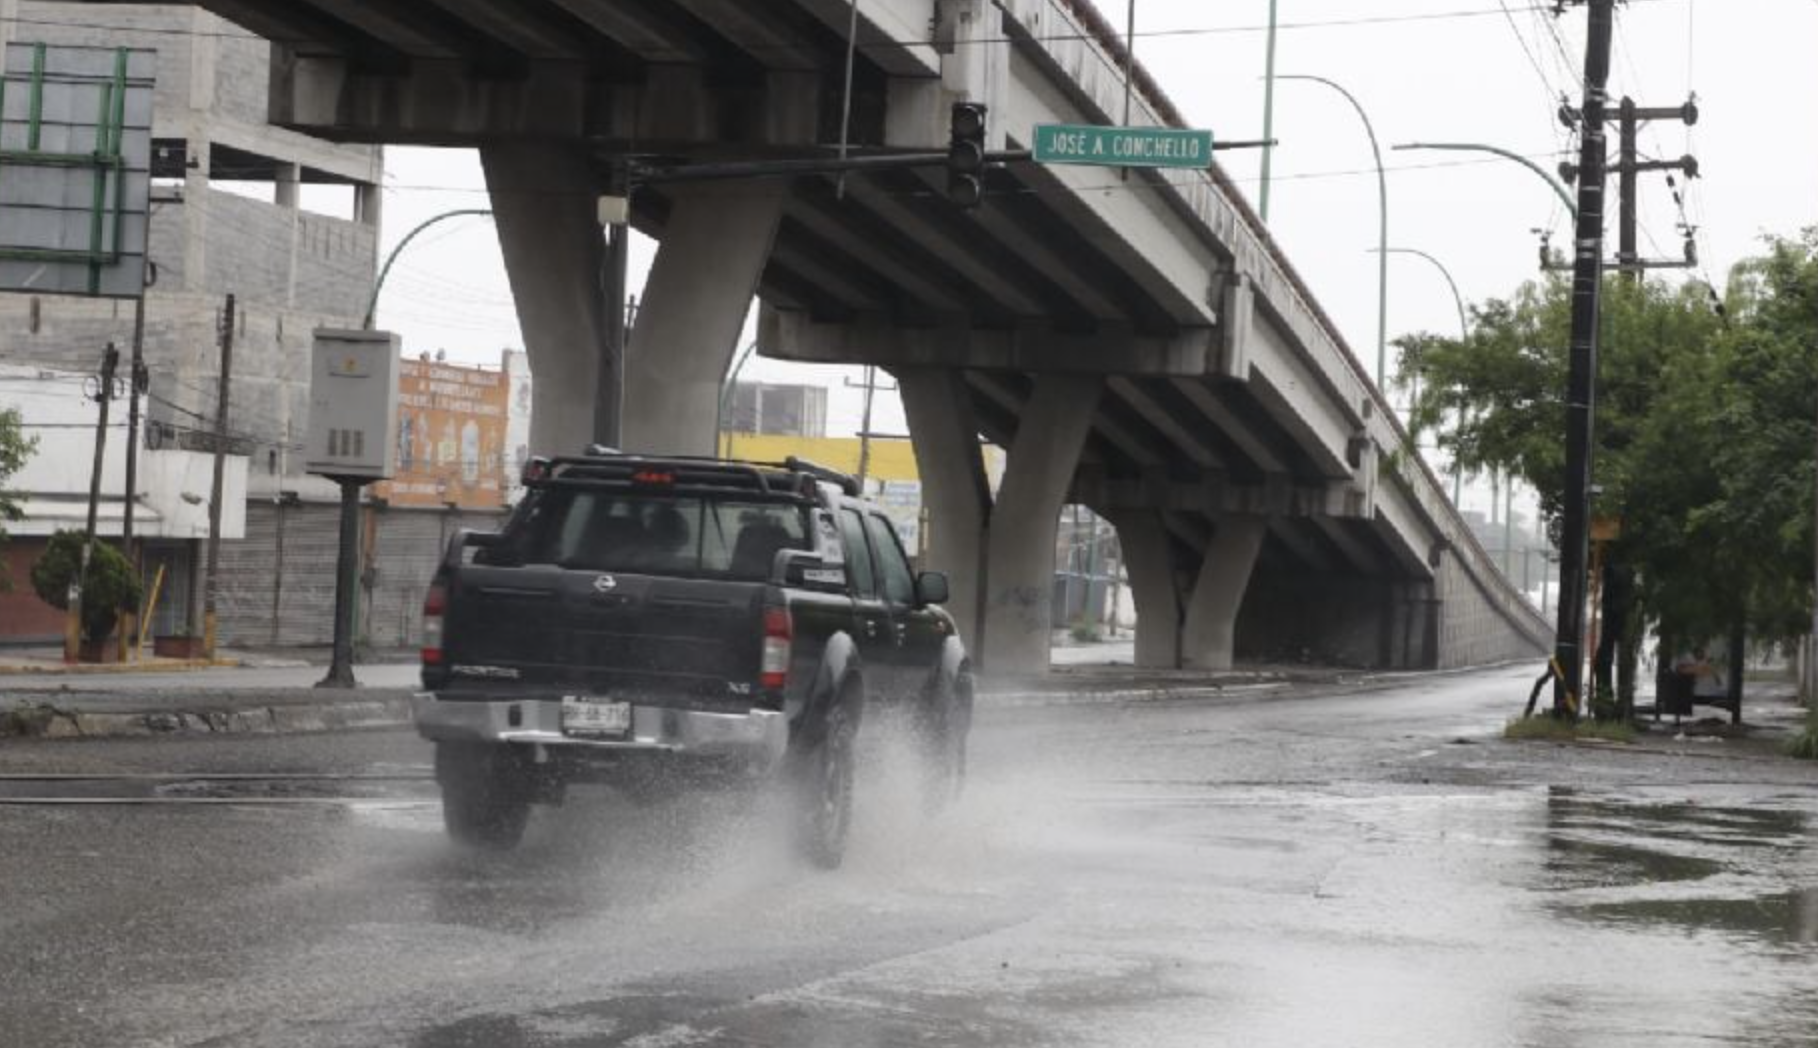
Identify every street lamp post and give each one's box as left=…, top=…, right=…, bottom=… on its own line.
left=1259, top=0, right=1280, bottom=220
left=1391, top=141, right=1578, bottom=218
left=362, top=209, right=495, bottom=330
left=1279, top=75, right=1387, bottom=391
left=1368, top=245, right=1467, bottom=501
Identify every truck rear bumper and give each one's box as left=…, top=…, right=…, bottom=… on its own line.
left=412, top=694, right=789, bottom=771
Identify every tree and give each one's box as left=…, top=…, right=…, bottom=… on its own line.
left=0, top=406, right=37, bottom=589
left=1398, top=269, right=1730, bottom=713
left=30, top=530, right=143, bottom=642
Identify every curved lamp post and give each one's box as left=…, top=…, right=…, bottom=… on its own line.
left=1391, top=142, right=1577, bottom=219
left=1370, top=246, right=1466, bottom=339
left=1370, top=245, right=1467, bottom=501
left=1279, top=74, right=1387, bottom=391
left=362, top=208, right=495, bottom=329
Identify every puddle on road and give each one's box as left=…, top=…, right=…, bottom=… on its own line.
left=1540, top=787, right=1818, bottom=947
left=1576, top=889, right=1818, bottom=945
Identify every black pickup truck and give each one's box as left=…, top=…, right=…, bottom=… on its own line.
left=412, top=450, right=972, bottom=867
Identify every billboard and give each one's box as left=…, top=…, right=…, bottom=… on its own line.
left=0, top=43, right=154, bottom=298
left=377, top=358, right=511, bottom=508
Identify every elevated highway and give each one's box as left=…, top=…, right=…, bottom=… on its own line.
left=55, top=0, right=1550, bottom=675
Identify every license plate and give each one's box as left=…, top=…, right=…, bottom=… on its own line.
left=561, top=696, right=632, bottom=736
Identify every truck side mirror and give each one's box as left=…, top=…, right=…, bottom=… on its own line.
left=915, top=570, right=950, bottom=606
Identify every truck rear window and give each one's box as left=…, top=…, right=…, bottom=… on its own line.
left=511, top=490, right=810, bottom=581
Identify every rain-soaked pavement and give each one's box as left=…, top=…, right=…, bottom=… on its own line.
left=3, top=664, right=1816, bottom=1047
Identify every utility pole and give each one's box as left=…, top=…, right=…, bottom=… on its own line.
left=118, top=278, right=149, bottom=661
left=596, top=179, right=629, bottom=449
left=202, top=294, right=234, bottom=662
left=844, top=368, right=896, bottom=493
left=1552, top=0, right=1616, bottom=720
left=67, top=343, right=121, bottom=663
left=1605, top=95, right=1700, bottom=283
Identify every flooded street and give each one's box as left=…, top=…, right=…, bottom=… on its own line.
left=3, top=665, right=1816, bottom=1046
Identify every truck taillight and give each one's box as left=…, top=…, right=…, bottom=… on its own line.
left=761, top=605, right=793, bottom=690
left=421, top=583, right=446, bottom=665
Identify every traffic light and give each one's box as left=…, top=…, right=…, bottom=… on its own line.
left=947, top=102, right=987, bottom=208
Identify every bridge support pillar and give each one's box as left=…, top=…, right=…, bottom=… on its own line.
left=898, top=369, right=990, bottom=655
left=624, top=183, right=785, bottom=456
left=900, top=370, right=1100, bottom=678
left=1181, top=517, right=1266, bottom=671
left=482, top=143, right=607, bottom=457
left=1105, top=510, right=1184, bottom=669
left=982, top=375, right=1101, bottom=677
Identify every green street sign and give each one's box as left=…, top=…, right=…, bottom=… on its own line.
left=1033, top=124, right=1213, bottom=169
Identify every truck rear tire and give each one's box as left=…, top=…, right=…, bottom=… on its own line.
left=795, top=700, right=857, bottom=869
left=435, top=742, right=532, bottom=850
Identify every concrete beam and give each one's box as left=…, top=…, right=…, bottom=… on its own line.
left=1107, top=376, right=1222, bottom=470
left=1245, top=323, right=1356, bottom=479
left=759, top=310, right=1217, bottom=375
left=305, top=0, right=471, bottom=59
left=791, top=0, right=940, bottom=77
left=1071, top=471, right=1354, bottom=519
left=983, top=375, right=1101, bottom=676
left=840, top=179, right=1051, bottom=318
left=670, top=0, right=824, bottom=69
left=420, top=0, right=588, bottom=59
left=623, top=183, right=786, bottom=456
left=910, top=169, right=1128, bottom=322
left=1312, top=517, right=1385, bottom=576
left=268, top=54, right=818, bottom=149
left=783, top=191, right=968, bottom=315
left=1170, top=378, right=1289, bottom=476
left=548, top=0, right=712, bottom=62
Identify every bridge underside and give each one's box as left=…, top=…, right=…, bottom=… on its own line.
left=71, top=0, right=1549, bottom=675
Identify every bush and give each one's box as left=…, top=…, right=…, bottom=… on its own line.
left=1504, top=715, right=1636, bottom=744
left=30, top=531, right=142, bottom=641
left=1069, top=617, right=1102, bottom=644
left=1787, top=708, right=1818, bottom=761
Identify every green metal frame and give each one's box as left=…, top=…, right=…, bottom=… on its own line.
left=0, top=45, right=136, bottom=293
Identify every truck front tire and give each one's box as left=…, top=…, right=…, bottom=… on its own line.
left=435, top=742, right=532, bottom=850
left=917, top=672, right=972, bottom=814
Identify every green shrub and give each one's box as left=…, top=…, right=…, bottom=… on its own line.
left=1787, top=708, right=1818, bottom=760
left=1068, top=617, right=1102, bottom=644
left=30, top=530, right=142, bottom=641
left=1504, top=715, right=1636, bottom=744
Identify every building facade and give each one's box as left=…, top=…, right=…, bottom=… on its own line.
left=0, top=3, right=382, bottom=646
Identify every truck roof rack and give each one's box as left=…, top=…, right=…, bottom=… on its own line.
left=779, top=456, right=860, bottom=497
left=526, top=449, right=863, bottom=499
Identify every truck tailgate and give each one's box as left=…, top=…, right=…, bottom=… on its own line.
left=442, top=565, right=765, bottom=706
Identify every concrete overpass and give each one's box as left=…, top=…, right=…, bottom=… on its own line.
left=60, top=0, right=1550, bottom=676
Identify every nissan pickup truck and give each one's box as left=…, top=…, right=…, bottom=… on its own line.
left=412, top=449, right=972, bottom=867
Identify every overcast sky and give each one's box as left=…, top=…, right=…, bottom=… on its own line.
left=364, top=0, right=1818, bottom=521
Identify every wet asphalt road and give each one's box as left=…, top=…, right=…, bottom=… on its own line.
left=3, top=665, right=1817, bottom=1047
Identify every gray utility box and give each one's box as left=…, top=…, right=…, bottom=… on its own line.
left=305, top=329, right=401, bottom=481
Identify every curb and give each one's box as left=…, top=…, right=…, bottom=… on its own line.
left=1, top=695, right=413, bottom=741
left=979, top=681, right=1292, bottom=708
left=0, top=657, right=243, bottom=677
